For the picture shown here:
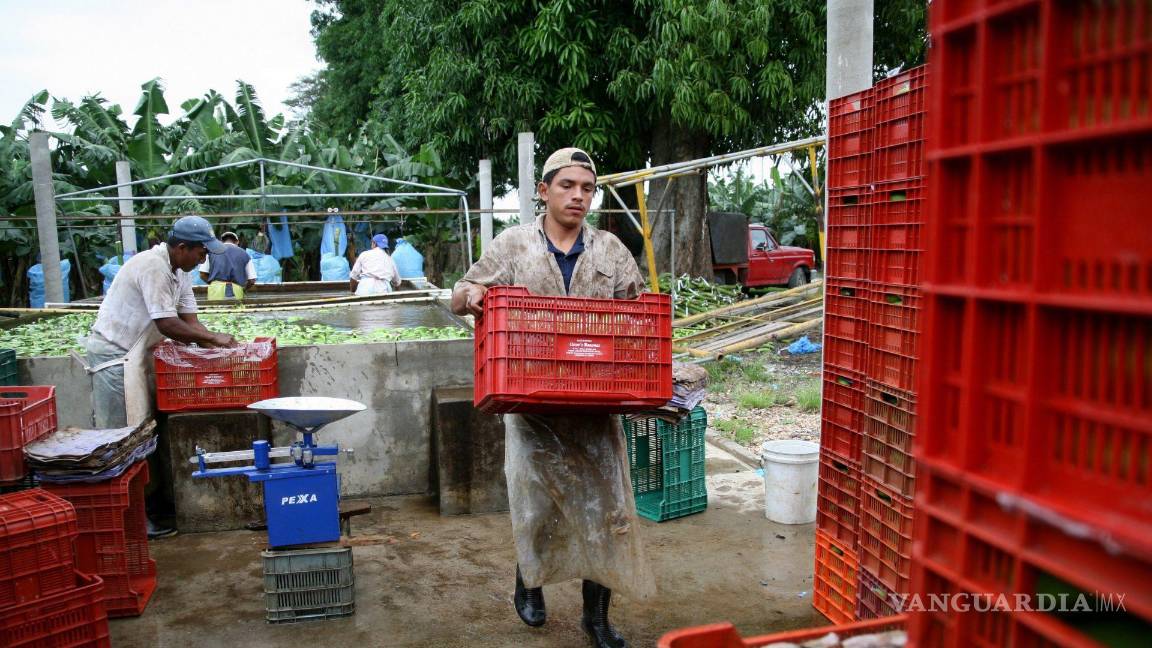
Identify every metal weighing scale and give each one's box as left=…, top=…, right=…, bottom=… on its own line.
left=188, top=397, right=365, bottom=547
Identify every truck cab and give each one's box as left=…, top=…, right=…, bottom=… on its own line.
left=709, top=212, right=815, bottom=288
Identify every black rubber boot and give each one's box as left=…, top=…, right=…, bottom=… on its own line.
left=514, top=565, right=546, bottom=627
left=581, top=580, right=628, bottom=648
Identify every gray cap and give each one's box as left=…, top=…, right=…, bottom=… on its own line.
left=171, top=216, right=225, bottom=253
left=542, top=147, right=596, bottom=180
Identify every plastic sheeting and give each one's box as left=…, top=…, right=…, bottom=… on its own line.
left=503, top=413, right=655, bottom=600
left=246, top=248, right=282, bottom=284
left=320, top=214, right=348, bottom=257
left=27, top=259, right=72, bottom=307
left=98, top=252, right=134, bottom=295
left=320, top=252, right=350, bottom=281
left=267, top=214, right=295, bottom=260
left=153, top=338, right=276, bottom=368
left=392, top=238, right=425, bottom=278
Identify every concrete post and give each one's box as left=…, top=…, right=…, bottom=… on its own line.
left=517, top=132, right=535, bottom=225
left=826, top=0, right=874, bottom=100
left=478, top=159, right=493, bottom=252
left=115, top=161, right=138, bottom=254
left=30, top=132, right=64, bottom=304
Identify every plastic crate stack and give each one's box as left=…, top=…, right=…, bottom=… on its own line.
left=819, top=66, right=929, bottom=625
left=909, top=1, right=1151, bottom=646
left=42, top=460, right=157, bottom=618
left=623, top=407, right=709, bottom=522
left=0, top=349, right=17, bottom=387
left=0, top=387, right=58, bottom=487
left=154, top=337, right=280, bottom=412
left=0, top=489, right=111, bottom=647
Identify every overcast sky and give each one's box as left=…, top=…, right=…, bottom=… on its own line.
left=0, top=0, right=320, bottom=127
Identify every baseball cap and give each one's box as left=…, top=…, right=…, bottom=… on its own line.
left=171, top=216, right=225, bottom=253
left=372, top=234, right=389, bottom=249
left=541, top=147, right=596, bottom=180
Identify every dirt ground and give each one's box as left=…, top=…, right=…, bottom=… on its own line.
left=109, top=443, right=819, bottom=648
left=703, top=331, right=825, bottom=453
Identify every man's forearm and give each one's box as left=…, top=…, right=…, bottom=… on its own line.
left=155, top=316, right=219, bottom=345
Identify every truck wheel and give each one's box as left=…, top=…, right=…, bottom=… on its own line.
left=787, top=267, right=809, bottom=288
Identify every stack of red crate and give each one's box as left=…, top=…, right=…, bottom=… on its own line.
left=818, top=65, right=929, bottom=624
left=0, top=489, right=111, bottom=647
left=43, top=460, right=157, bottom=618
left=0, top=386, right=59, bottom=486
left=910, top=1, right=1151, bottom=645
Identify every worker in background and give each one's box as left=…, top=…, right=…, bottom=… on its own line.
left=85, top=215, right=238, bottom=538
left=452, top=148, right=654, bottom=648
left=199, top=231, right=256, bottom=300
left=349, top=233, right=402, bottom=296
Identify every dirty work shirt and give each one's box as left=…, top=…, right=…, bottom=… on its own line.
left=350, top=248, right=402, bottom=296
left=86, top=243, right=196, bottom=427
left=455, top=215, right=655, bottom=599
left=90, top=243, right=197, bottom=353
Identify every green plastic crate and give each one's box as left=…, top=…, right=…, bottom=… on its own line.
left=0, top=350, right=16, bottom=387
left=623, top=407, right=708, bottom=522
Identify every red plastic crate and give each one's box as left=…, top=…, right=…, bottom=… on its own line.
left=154, top=338, right=279, bottom=412
left=869, top=223, right=924, bottom=287
left=825, top=246, right=870, bottom=281
left=658, top=616, right=906, bottom=648
left=872, top=139, right=925, bottom=183
left=857, top=567, right=903, bottom=620
left=474, top=286, right=672, bottom=414
left=1042, top=135, right=1152, bottom=307
left=821, top=368, right=865, bottom=462
left=0, top=489, right=77, bottom=606
left=985, top=7, right=1042, bottom=141
left=824, top=279, right=870, bottom=321
left=42, top=461, right=156, bottom=618
left=0, top=572, right=110, bottom=648
left=822, top=333, right=868, bottom=374
left=827, top=187, right=871, bottom=226
left=816, top=454, right=861, bottom=548
left=813, top=529, right=858, bottom=625
left=1053, top=0, right=1152, bottom=133
left=0, top=387, right=57, bottom=483
left=857, top=478, right=914, bottom=594
left=874, top=66, right=928, bottom=125
left=828, top=88, right=873, bottom=189
left=864, top=381, right=916, bottom=437
left=910, top=459, right=1152, bottom=647
left=931, top=26, right=978, bottom=149
left=870, top=179, right=924, bottom=226
left=869, top=287, right=922, bottom=359
left=861, top=414, right=916, bottom=499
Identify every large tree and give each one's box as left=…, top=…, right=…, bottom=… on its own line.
left=310, top=0, right=925, bottom=276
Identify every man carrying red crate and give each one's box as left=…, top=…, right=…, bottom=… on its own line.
left=452, top=148, right=654, bottom=648
left=82, top=215, right=237, bottom=538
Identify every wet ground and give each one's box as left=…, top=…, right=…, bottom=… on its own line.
left=111, top=443, right=818, bottom=648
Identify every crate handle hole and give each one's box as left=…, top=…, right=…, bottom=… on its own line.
left=0, top=391, right=29, bottom=399
left=881, top=393, right=900, bottom=406
left=888, top=191, right=908, bottom=203
left=885, top=295, right=903, bottom=305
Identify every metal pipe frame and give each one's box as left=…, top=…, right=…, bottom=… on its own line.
left=56, top=156, right=465, bottom=199
left=58, top=192, right=458, bottom=202
left=597, top=135, right=825, bottom=188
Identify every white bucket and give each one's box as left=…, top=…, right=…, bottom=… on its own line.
left=761, top=439, right=820, bottom=524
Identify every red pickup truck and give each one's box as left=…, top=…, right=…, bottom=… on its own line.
left=709, top=213, right=816, bottom=288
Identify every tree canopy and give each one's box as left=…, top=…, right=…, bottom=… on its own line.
left=308, top=0, right=926, bottom=275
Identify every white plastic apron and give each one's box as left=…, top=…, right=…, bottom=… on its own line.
left=75, top=324, right=165, bottom=428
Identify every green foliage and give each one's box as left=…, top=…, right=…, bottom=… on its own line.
left=794, top=379, right=822, bottom=413
left=0, top=311, right=468, bottom=358
left=736, top=390, right=777, bottom=410
left=714, top=418, right=756, bottom=444
left=740, top=361, right=769, bottom=383
left=705, top=357, right=740, bottom=385
left=0, top=79, right=466, bottom=303
left=708, top=158, right=822, bottom=251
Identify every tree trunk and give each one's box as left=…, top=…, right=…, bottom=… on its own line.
left=649, top=118, right=712, bottom=278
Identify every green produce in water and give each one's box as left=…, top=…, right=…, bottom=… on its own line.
left=0, top=312, right=469, bottom=358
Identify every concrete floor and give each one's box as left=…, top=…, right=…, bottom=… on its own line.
left=110, top=444, right=819, bottom=648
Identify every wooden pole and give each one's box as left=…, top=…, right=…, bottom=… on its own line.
left=479, top=159, right=493, bottom=252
